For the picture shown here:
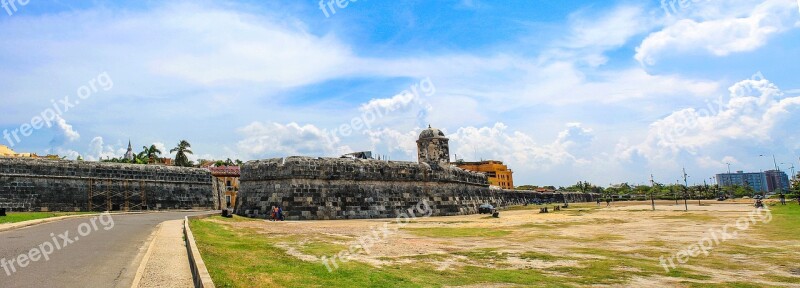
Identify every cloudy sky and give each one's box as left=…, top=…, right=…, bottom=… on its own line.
left=1, top=0, right=799, bottom=186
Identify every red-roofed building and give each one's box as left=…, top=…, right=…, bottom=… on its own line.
left=209, top=166, right=240, bottom=209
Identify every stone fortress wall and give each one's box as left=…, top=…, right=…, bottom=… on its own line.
left=0, top=157, right=222, bottom=211
left=238, top=156, right=597, bottom=220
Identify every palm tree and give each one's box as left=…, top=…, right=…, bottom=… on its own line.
left=142, top=145, right=162, bottom=164
left=170, top=140, right=193, bottom=167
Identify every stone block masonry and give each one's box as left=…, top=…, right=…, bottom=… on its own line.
left=238, top=157, right=597, bottom=220
left=0, top=157, right=221, bottom=211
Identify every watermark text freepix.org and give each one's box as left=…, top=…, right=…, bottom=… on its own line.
left=323, top=77, right=435, bottom=143
left=1, top=212, right=115, bottom=276
left=1, top=0, right=29, bottom=16
left=660, top=0, right=710, bottom=16
left=658, top=206, right=772, bottom=272
left=3, top=72, right=113, bottom=148
left=321, top=200, right=433, bottom=272
left=318, top=0, right=357, bottom=18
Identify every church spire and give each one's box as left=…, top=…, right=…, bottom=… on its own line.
left=124, top=139, right=134, bottom=161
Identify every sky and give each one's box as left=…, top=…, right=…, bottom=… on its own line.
left=1, top=0, right=799, bottom=187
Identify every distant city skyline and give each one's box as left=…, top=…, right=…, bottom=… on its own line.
left=1, top=0, right=800, bottom=186
left=716, top=169, right=792, bottom=194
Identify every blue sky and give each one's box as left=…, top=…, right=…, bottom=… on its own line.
left=1, top=0, right=799, bottom=186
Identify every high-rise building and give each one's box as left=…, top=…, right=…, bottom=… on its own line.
left=764, top=170, right=790, bottom=193
left=716, top=171, right=767, bottom=193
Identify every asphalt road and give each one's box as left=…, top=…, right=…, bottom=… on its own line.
left=0, top=211, right=208, bottom=288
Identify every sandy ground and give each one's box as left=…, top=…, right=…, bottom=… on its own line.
left=212, top=200, right=800, bottom=287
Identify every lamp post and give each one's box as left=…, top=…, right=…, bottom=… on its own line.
left=683, top=168, right=689, bottom=211
left=650, top=174, right=656, bottom=211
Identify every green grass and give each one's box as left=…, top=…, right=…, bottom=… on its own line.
left=207, top=215, right=261, bottom=223
left=519, top=251, right=563, bottom=262
left=189, top=204, right=800, bottom=287
left=0, top=212, right=94, bottom=224
left=679, top=282, right=768, bottom=288
left=402, top=227, right=511, bottom=238
left=297, top=241, right=348, bottom=257
left=377, top=253, right=451, bottom=262
left=519, top=218, right=626, bottom=229
left=654, top=213, right=718, bottom=221
left=190, top=219, right=577, bottom=287
left=452, top=248, right=509, bottom=262
left=758, top=204, right=800, bottom=241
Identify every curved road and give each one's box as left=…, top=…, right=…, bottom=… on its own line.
left=0, top=212, right=207, bottom=288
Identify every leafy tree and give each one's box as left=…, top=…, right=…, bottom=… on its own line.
left=731, top=185, right=754, bottom=198
left=170, top=140, right=193, bottom=167
left=142, top=145, right=162, bottom=164
left=790, top=175, right=800, bottom=198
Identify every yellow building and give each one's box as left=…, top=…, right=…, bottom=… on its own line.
left=455, top=160, right=514, bottom=189
left=0, top=145, right=52, bottom=158
left=0, top=144, right=15, bottom=157
left=209, top=166, right=240, bottom=210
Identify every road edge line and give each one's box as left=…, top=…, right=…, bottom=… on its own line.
left=129, top=222, right=163, bottom=288
left=0, top=210, right=203, bottom=233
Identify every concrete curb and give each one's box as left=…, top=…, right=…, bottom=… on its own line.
left=184, top=212, right=218, bottom=288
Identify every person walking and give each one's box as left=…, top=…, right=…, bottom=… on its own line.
left=779, top=193, right=786, bottom=205
left=605, top=198, right=611, bottom=207
left=278, top=207, right=284, bottom=221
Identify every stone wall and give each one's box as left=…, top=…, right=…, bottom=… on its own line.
left=0, top=157, right=220, bottom=211
left=238, top=157, right=597, bottom=220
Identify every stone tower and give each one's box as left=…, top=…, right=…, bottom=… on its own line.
left=417, top=125, right=450, bottom=166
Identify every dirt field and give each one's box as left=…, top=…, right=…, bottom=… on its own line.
left=194, top=200, right=800, bottom=287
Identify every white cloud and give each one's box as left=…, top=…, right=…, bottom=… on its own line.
left=359, top=91, right=418, bottom=115
left=636, top=0, right=799, bottom=65
left=562, top=6, right=653, bottom=50
left=363, top=128, right=420, bottom=160
left=56, top=116, right=80, bottom=141
left=620, top=76, right=800, bottom=162
left=49, top=115, right=80, bottom=146
left=85, top=136, right=126, bottom=161
left=556, top=123, right=595, bottom=150
left=448, top=122, right=595, bottom=168
left=153, top=142, right=167, bottom=156
left=236, top=122, right=351, bottom=158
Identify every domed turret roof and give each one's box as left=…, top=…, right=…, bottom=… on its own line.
left=418, top=125, right=447, bottom=140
